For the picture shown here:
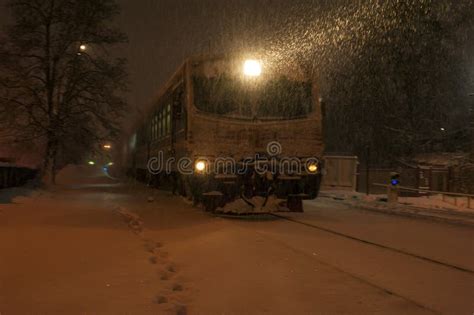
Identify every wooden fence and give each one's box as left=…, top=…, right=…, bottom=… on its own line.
left=0, top=166, right=37, bottom=189
left=373, top=183, right=474, bottom=209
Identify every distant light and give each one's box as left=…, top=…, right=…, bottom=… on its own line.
left=79, top=44, right=87, bottom=51
left=103, top=144, right=112, bottom=150
left=243, top=59, right=262, bottom=77
left=440, top=127, right=445, bottom=131
left=391, top=179, right=399, bottom=186
left=88, top=161, right=95, bottom=165
left=108, top=162, right=114, bottom=166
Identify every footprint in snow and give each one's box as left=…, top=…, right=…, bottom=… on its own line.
left=175, top=304, right=187, bottom=315
left=153, top=295, right=168, bottom=304
left=149, top=256, right=158, bottom=264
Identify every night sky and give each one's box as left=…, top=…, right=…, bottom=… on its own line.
left=1, top=1, right=471, bottom=128
left=114, top=0, right=324, bottom=117
left=0, top=0, right=328, bottom=120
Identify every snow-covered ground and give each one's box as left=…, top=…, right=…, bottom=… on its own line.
left=321, top=189, right=474, bottom=213
left=400, top=194, right=473, bottom=211
left=1, top=166, right=473, bottom=314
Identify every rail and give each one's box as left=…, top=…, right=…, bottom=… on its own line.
left=373, top=183, right=474, bottom=209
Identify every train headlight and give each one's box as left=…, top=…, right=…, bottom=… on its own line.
left=243, top=59, right=262, bottom=77
left=195, top=160, right=207, bottom=172
left=307, top=163, right=318, bottom=173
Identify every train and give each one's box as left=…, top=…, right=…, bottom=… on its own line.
left=122, top=54, right=324, bottom=213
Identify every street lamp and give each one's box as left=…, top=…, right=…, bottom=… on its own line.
left=243, top=59, right=262, bottom=77
left=79, top=44, right=87, bottom=51
left=103, top=144, right=111, bottom=150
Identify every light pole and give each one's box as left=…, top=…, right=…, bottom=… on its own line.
left=77, top=44, right=87, bottom=56
left=470, top=93, right=474, bottom=158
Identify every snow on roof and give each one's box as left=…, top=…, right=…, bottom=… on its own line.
left=412, top=152, right=469, bottom=167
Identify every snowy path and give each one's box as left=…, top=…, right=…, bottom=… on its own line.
left=0, top=167, right=187, bottom=314
left=0, top=166, right=472, bottom=314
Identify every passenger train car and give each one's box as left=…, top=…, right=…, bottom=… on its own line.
left=124, top=54, right=324, bottom=212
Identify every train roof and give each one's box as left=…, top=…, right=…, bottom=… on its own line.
left=125, top=54, right=227, bottom=136
left=124, top=53, right=312, bottom=137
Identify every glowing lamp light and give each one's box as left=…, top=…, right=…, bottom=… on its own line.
left=103, top=144, right=112, bottom=150
left=108, top=162, right=114, bottom=166
left=308, top=164, right=318, bottom=173
left=195, top=160, right=206, bottom=172
left=88, top=161, right=95, bottom=165
left=79, top=44, right=87, bottom=51
left=243, top=59, right=262, bottom=77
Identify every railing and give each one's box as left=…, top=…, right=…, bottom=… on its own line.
left=0, top=166, right=37, bottom=189
left=373, top=183, right=474, bottom=209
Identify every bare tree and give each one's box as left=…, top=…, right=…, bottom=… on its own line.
left=0, top=0, right=127, bottom=183
left=264, top=0, right=473, bottom=165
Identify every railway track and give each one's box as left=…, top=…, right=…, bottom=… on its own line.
left=270, top=213, right=474, bottom=275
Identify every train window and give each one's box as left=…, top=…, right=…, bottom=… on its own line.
left=166, top=104, right=171, bottom=135
left=153, top=114, right=158, bottom=140
left=150, top=119, right=153, bottom=141
left=193, top=75, right=313, bottom=119
left=164, top=110, right=167, bottom=137
left=155, top=111, right=160, bottom=139
left=150, top=116, right=154, bottom=141
left=171, top=83, right=185, bottom=133
left=129, top=133, right=137, bottom=150
left=158, top=111, right=163, bottom=138
left=160, top=109, right=164, bottom=137
left=155, top=112, right=160, bottom=139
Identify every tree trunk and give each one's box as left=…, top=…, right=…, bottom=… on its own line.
left=51, top=143, right=58, bottom=184
left=42, top=137, right=58, bottom=185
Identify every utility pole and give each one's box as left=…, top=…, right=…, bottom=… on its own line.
left=470, top=93, right=474, bottom=159
left=366, top=145, right=370, bottom=195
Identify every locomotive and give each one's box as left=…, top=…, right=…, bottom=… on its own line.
left=123, top=54, right=324, bottom=213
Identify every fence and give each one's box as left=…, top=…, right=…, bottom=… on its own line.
left=357, top=168, right=392, bottom=194
left=373, top=183, right=474, bottom=209
left=321, top=156, right=358, bottom=191
left=0, top=166, right=37, bottom=189
left=356, top=166, right=469, bottom=196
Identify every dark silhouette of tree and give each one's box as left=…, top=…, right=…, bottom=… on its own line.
left=265, top=0, right=473, bottom=165
left=0, top=0, right=127, bottom=183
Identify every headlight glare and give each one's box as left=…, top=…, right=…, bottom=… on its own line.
left=308, top=163, right=318, bottom=173
left=195, top=160, right=206, bottom=172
